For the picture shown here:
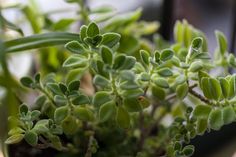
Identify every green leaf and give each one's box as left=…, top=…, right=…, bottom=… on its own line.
left=34, top=73, right=41, bottom=83
left=121, top=88, right=143, bottom=99
left=31, top=110, right=41, bottom=120
left=119, top=56, right=136, bottom=70
left=47, top=83, right=62, bottom=95
left=120, top=81, right=139, bottom=90
left=118, top=35, right=139, bottom=53
left=182, top=145, right=194, bottom=156
left=140, top=72, right=150, bottom=81
left=160, top=49, right=174, bottom=61
left=215, top=30, right=227, bottom=55
left=65, top=0, right=81, bottom=3
left=95, top=60, right=109, bottom=77
left=86, top=35, right=103, bottom=46
left=41, top=102, right=56, bottom=118
left=5, top=134, right=24, bottom=144
left=63, top=54, right=88, bottom=68
left=174, top=141, right=182, bottom=151
left=193, top=105, right=212, bottom=119
left=19, top=104, right=28, bottom=114
left=174, top=20, right=183, bottom=43
left=24, top=131, right=38, bottom=146
left=154, top=50, right=160, bottom=63
left=123, top=98, right=142, bottom=112
left=208, top=78, right=222, bottom=101
left=54, top=106, right=68, bottom=123
left=219, top=78, right=230, bottom=99
left=103, top=8, right=141, bottom=31
left=119, top=70, right=135, bottom=81
left=201, top=78, right=213, bottom=99
left=65, top=41, right=86, bottom=54
left=189, top=61, right=203, bottom=72
left=100, top=46, right=113, bottom=65
left=113, top=54, right=126, bottom=69
left=176, top=82, right=188, bottom=99
left=157, top=68, right=173, bottom=77
left=151, top=85, right=166, bottom=100
left=176, top=75, right=186, bottom=85
left=93, top=75, right=110, bottom=88
left=33, top=124, right=49, bottom=134
left=72, top=94, right=90, bottom=105
left=20, top=77, right=34, bottom=88
left=4, top=32, right=79, bottom=53
left=35, top=95, right=47, bottom=106
left=154, top=78, right=169, bottom=88
left=228, top=75, right=236, bottom=98
left=99, top=101, right=116, bottom=122
left=90, top=6, right=115, bottom=13
left=59, top=83, right=68, bottom=95
left=170, top=54, right=179, bottom=65
left=101, top=32, right=121, bottom=48
left=74, top=106, right=94, bottom=121
left=92, top=91, right=111, bottom=108
left=54, top=95, right=67, bottom=106
left=180, top=62, right=189, bottom=69
left=208, top=109, right=223, bottom=130
left=138, top=96, right=150, bottom=109
left=86, top=22, right=100, bottom=37
left=68, top=80, right=80, bottom=92
left=50, top=136, right=63, bottom=151
left=182, top=20, right=192, bottom=47
left=8, top=127, right=25, bottom=136
left=228, top=54, right=236, bottom=67
left=0, top=13, right=24, bottom=35
left=52, top=19, right=75, bottom=31
left=198, top=71, right=210, bottom=89
left=116, top=106, right=130, bottom=129
left=196, top=119, right=208, bottom=135
left=140, top=50, right=150, bottom=65
left=62, top=116, right=78, bottom=134
left=222, top=106, right=236, bottom=124
left=191, top=37, right=203, bottom=49
left=79, top=25, right=87, bottom=41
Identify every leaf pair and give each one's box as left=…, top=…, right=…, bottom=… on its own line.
left=194, top=105, right=236, bottom=132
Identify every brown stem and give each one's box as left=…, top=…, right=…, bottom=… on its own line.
left=166, top=83, right=197, bottom=102
left=85, top=134, right=95, bottom=157
left=137, top=110, right=145, bottom=150
left=189, top=87, right=211, bottom=104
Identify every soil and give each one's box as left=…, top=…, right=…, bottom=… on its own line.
left=9, top=141, right=58, bottom=157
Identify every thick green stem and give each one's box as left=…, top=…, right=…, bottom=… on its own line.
left=38, top=86, right=57, bottom=107
left=78, top=0, right=90, bottom=25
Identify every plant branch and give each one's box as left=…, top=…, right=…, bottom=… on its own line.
left=85, top=133, right=95, bottom=157
left=189, top=87, right=211, bottom=105
left=38, top=86, right=57, bottom=107
left=166, top=83, right=198, bottom=102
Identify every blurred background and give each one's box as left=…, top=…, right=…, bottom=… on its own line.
left=1, top=0, right=236, bottom=157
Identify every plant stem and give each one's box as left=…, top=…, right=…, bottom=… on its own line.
left=137, top=110, right=145, bottom=150
left=38, top=86, right=57, bottom=107
left=189, top=87, right=211, bottom=105
left=78, top=0, right=90, bottom=25
left=111, top=74, right=122, bottom=106
left=166, top=83, right=197, bottom=102
left=85, top=134, right=94, bottom=157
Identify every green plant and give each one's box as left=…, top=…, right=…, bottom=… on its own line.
left=2, top=1, right=236, bottom=157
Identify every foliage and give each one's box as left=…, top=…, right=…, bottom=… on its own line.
left=2, top=1, right=236, bottom=157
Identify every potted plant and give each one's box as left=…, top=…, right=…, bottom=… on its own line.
left=2, top=1, right=236, bottom=157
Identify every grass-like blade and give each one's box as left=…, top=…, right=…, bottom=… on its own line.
left=4, top=32, right=79, bottom=53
